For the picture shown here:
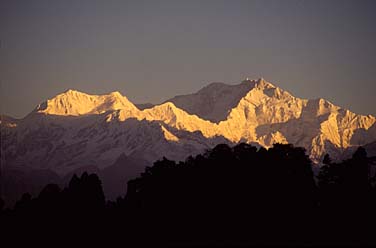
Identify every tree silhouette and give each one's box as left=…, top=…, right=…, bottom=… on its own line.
left=1, top=144, right=374, bottom=246
left=317, top=146, right=372, bottom=244
left=323, top=153, right=332, bottom=165
left=0, top=197, right=4, bottom=212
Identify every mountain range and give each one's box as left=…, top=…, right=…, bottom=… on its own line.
left=1, top=78, right=375, bottom=204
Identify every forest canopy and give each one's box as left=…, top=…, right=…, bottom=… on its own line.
left=1, top=143, right=375, bottom=246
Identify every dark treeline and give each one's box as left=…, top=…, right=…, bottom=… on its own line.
left=1, top=143, right=375, bottom=246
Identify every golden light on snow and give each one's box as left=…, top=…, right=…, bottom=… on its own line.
left=31, top=78, right=376, bottom=167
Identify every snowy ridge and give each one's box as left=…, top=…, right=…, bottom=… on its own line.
left=35, top=89, right=139, bottom=116
left=1, top=78, right=375, bottom=176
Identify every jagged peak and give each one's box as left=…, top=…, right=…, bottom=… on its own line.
left=64, top=88, right=81, bottom=94
left=240, top=77, right=277, bottom=91
left=35, top=89, right=138, bottom=116
left=255, top=78, right=275, bottom=88
left=142, top=101, right=215, bottom=127
left=59, top=89, right=125, bottom=99
left=4, top=77, right=376, bottom=173
left=109, top=91, right=122, bottom=97
left=159, top=101, right=178, bottom=109
left=165, top=77, right=282, bottom=123
left=144, top=102, right=182, bottom=117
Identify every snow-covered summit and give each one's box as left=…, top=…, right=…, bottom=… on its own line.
left=3, top=77, right=375, bottom=206
left=165, top=79, right=262, bottom=123
left=2, top=77, right=375, bottom=177
left=34, top=89, right=139, bottom=116
left=165, top=78, right=293, bottom=123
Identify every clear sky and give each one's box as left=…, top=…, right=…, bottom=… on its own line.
left=1, top=0, right=375, bottom=118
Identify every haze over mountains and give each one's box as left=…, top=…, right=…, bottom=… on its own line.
left=1, top=78, right=375, bottom=203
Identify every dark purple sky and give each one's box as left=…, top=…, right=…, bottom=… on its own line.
left=1, top=0, right=375, bottom=118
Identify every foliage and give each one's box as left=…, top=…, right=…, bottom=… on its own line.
left=0, top=144, right=374, bottom=246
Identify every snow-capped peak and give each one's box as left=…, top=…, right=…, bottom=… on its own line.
left=34, top=89, right=139, bottom=116
left=3, top=77, right=375, bottom=206
left=255, top=77, right=275, bottom=88
left=3, top=77, right=375, bottom=178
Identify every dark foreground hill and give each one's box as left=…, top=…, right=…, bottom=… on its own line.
left=1, top=143, right=375, bottom=247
